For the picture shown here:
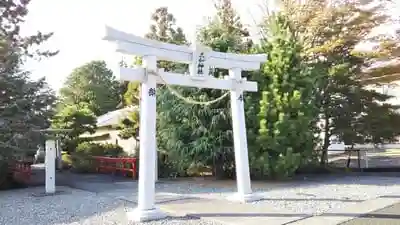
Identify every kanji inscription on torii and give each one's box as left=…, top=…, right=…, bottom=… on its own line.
left=148, top=88, right=156, bottom=97
left=190, top=44, right=210, bottom=79
left=197, top=52, right=206, bottom=75
left=238, top=94, right=244, bottom=101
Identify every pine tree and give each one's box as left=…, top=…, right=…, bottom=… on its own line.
left=255, top=12, right=319, bottom=178
left=59, top=60, right=121, bottom=116
left=53, top=60, right=121, bottom=152
left=1, top=0, right=57, bottom=156
left=157, top=0, right=253, bottom=178
left=51, top=103, right=97, bottom=140
left=1, top=0, right=57, bottom=187
left=118, top=7, right=188, bottom=143
left=145, top=6, right=187, bottom=71
left=278, top=0, right=400, bottom=163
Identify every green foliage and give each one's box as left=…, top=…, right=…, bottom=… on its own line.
left=330, top=87, right=400, bottom=146
left=52, top=103, right=97, bottom=138
left=61, top=151, right=72, bottom=169
left=140, top=6, right=192, bottom=177
left=359, top=102, right=400, bottom=143
left=248, top=151, right=270, bottom=179
left=145, top=6, right=188, bottom=71
left=118, top=110, right=140, bottom=140
left=76, top=142, right=123, bottom=157
left=157, top=89, right=235, bottom=177
left=76, top=142, right=104, bottom=156
left=279, top=0, right=400, bottom=164
left=53, top=60, right=122, bottom=153
left=254, top=12, right=319, bottom=178
left=137, top=0, right=400, bottom=180
left=118, top=81, right=140, bottom=140
left=70, top=153, right=96, bottom=173
left=51, top=102, right=97, bottom=152
left=71, top=142, right=124, bottom=173
left=0, top=0, right=57, bottom=188
left=101, top=143, right=125, bottom=156
left=123, top=82, right=140, bottom=106
left=198, top=0, right=252, bottom=53
left=118, top=6, right=188, bottom=142
left=1, top=76, right=57, bottom=156
left=59, top=60, right=121, bottom=116
left=52, top=0, right=400, bottom=181
left=157, top=0, right=252, bottom=179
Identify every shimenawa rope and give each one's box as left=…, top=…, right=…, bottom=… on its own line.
left=146, top=69, right=231, bottom=106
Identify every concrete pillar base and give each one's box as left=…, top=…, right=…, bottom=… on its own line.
left=227, top=192, right=262, bottom=203
left=126, top=207, right=168, bottom=222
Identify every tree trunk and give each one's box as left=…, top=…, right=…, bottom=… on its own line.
left=213, top=153, right=225, bottom=179
left=320, top=115, right=330, bottom=165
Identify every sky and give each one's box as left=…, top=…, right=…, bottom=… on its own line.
left=21, top=0, right=400, bottom=94
left=21, top=0, right=271, bottom=91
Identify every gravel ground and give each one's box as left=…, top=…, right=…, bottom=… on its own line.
left=151, top=176, right=400, bottom=216
left=101, top=175, right=400, bottom=219
left=2, top=175, right=400, bottom=225
left=0, top=186, right=222, bottom=225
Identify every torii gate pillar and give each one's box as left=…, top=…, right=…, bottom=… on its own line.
left=45, top=139, right=56, bottom=194
left=127, top=55, right=165, bottom=221
left=228, top=68, right=258, bottom=202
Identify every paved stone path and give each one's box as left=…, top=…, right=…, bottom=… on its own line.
left=329, top=149, right=400, bottom=168
left=22, top=166, right=400, bottom=225
left=289, top=196, right=400, bottom=225
left=340, top=201, right=400, bottom=225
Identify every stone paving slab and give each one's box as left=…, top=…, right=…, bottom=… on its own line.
left=289, top=196, right=400, bottom=225
left=158, top=194, right=400, bottom=225
left=340, top=201, right=400, bottom=225
left=160, top=198, right=306, bottom=225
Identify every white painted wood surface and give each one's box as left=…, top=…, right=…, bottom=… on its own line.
left=136, top=55, right=157, bottom=211
left=119, top=67, right=258, bottom=92
left=126, top=56, right=166, bottom=222
left=229, top=68, right=261, bottom=203
left=45, top=140, right=56, bottom=194
left=103, top=26, right=267, bottom=71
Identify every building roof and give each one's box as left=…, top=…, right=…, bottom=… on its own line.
left=96, top=106, right=138, bottom=127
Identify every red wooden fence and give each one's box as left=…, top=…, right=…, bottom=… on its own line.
left=11, top=161, right=32, bottom=183
left=92, top=156, right=137, bottom=179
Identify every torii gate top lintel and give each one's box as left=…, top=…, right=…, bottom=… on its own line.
left=103, top=26, right=267, bottom=72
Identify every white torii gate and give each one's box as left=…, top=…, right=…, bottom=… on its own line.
left=103, top=26, right=267, bottom=222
